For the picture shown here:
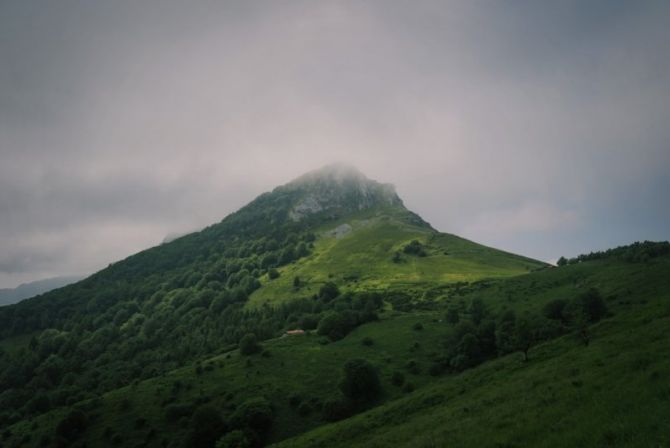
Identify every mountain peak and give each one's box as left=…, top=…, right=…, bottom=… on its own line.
left=281, top=164, right=402, bottom=221
left=291, top=163, right=367, bottom=185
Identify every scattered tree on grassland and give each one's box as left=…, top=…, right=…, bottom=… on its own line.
left=339, top=358, right=381, bottom=403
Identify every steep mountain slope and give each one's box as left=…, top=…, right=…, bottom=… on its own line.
left=0, top=164, right=544, bottom=440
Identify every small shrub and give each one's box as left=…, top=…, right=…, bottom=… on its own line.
left=239, top=333, right=261, bottom=355
left=231, top=397, right=274, bottom=436
left=339, top=358, right=381, bottom=402
left=216, top=430, right=252, bottom=448
left=361, top=336, right=374, bottom=346
left=412, top=322, right=424, bottom=331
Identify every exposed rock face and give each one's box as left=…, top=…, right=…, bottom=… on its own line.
left=283, top=163, right=403, bottom=221
left=326, top=223, right=353, bottom=239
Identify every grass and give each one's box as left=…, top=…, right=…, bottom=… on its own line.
left=274, top=297, right=670, bottom=447
left=249, top=210, right=545, bottom=308
left=273, top=258, right=670, bottom=447
left=5, top=257, right=668, bottom=448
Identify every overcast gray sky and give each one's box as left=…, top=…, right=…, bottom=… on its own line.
left=1, top=0, right=669, bottom=288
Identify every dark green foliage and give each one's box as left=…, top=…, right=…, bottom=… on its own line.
left=0, top=182, right=321, bottom=422
left=412, top=322, right=424, bottom=331
left=450, top=333, right=481, bottom=370
left=184, top=404, right=225, bottom=448
left=515, top=315, right=536, bottom=362
left=239, top=334, right=261, bottom=356
left=55, top=408, right=87, bottom=441
left=216, top=430, right=252, bottom=448
left=321, top=397, right=353, bottom=422
left=405, top=359, right=420, bottom=374
left=403, top=240, right=426, bottom=257
left=230, top=397, right=273, bottom=436
left=165, top=403, right=194, bottom=422
left=445, top=306, right=459, bottom=324
left=297, top=401, right=312, bottom=416
left=317, top=311, right=357, bottom=341
left=391, top=371, right=405, bottom=387
left=361, top=336, right=374, bottom=346
left=556, top=256, right=568, bottom=266
left=565, top=240, right=669, bottom=264
left=469, top=298, right=487, bottom=325
left=339, top=358, right=381, bottom=402
left=288, top=393, right=302, bottom=408
left=318, top=282, right=340, bottom=302
left=293, top=276, right=301, bottom=288
left=543, top=299, right=569, bottom=322
left=578, top=288, right=608, bottom=323
left=268, top=269, right=280, bottom=280
left=496, top=310, right=517, bottom=355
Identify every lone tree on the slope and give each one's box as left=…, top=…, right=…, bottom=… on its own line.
left=339, top=358, right=381, bottom=403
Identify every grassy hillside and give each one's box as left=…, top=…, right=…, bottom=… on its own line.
left=4, top=254, right=667, bottom=447
left=249, top=207, right=544, bottom=308
left=275, top=259, right=670, bottom=448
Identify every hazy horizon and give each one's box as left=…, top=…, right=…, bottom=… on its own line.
left=2, top=1, right=669, bottom=288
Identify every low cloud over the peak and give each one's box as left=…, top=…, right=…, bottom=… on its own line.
left=1, top=0, right=669, bottom=287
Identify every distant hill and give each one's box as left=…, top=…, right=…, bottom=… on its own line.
left=0, top=275, right=83, bottom=306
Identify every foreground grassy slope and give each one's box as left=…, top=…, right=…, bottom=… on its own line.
left=5, top=256, right=666, bottom=447
left=249, top=208, right=544, bottom=308
left=276, top=258, right=670, bottom=448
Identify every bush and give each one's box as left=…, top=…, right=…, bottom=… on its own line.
left=412, top=322, right=424, bottom=331
left=239, top=333, right=261, bottom=356
left=317, top=311, right=357, bottom=341
left=403, top=240, right=426, bottom=256
left=268, top=269, right=279, bottom=280
left=231, top=397, right=273, bottom=435
left=339, top=359, right=381, bottom=402
left=216, top=430, right=252, bottom=448
left=579, top=288, right=608, bottom=323
left=318, top=282, right=340, bottom=301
